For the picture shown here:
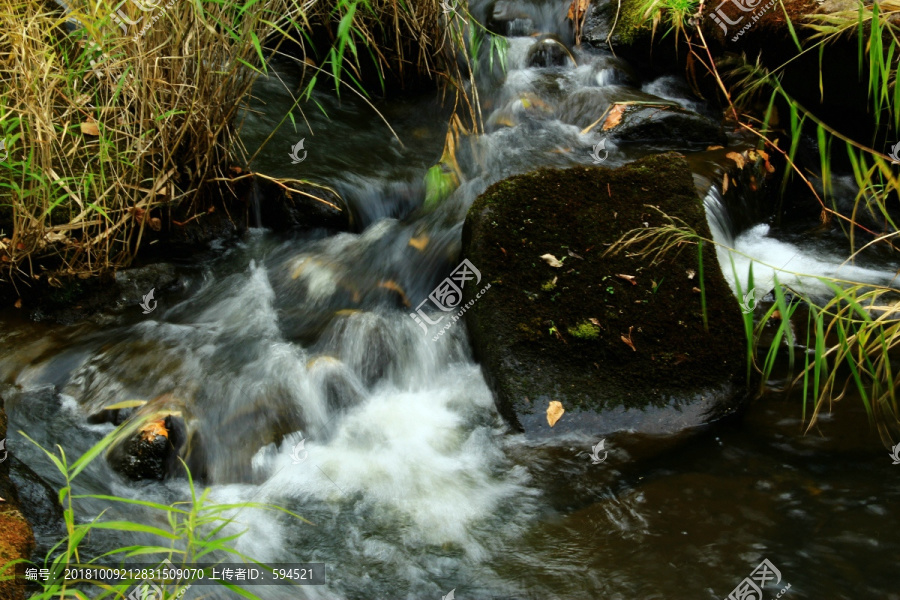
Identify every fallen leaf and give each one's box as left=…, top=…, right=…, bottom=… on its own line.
left=589, top=317, right=601, bottom=326
left=602, top=104, right=627, bottom=130
left=567, top=250, right=584, bottom=259
left=0, top=497, right=5, bottom=502
left=707, top=145, right=724, bottom=151
left=81, top=121, right=100, bottom=136
left=547, top=400, right=565, bottom=427
left=541, top=253, right=564, bottom=268
left=408, top=234, right=429, bottom=251
left=686, top=269, right=696, bottom=279
left=620, top=325, right=636, bottom=352
left=725, top=151, right=745, bottom=169
left=722, top=172, right=729, bottom=194
left=140, top=419, right=169, bottom=442
left=615, top=273, right=637, bottom=285
left=14, top=298, right=22, bottom=309
left=149, top=217, right=161, bottom=231
left=692, top=286, right=701, bottom=293
left=567, top=0, right=589, bottom=21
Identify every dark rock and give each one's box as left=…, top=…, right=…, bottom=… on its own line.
left=461, top=153, right=747, bottom=438
left=8, top=457, right=65, bottom=546
left=253, top=177, right=349, bottom=232
left=606, top=103, right=726, bottom=148
left=107, top=414, right=187, bottom=481
left=524, top=34, right=577, bottom=68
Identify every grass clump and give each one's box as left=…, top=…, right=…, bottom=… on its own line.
left=1, top=429, right=306, bottom=598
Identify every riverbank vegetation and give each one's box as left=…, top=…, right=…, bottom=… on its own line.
left=0, top=0, right=467, bottom=292
left=625, top=0, right=900, bottom=442
left=2, top=431, right=304, bottom=598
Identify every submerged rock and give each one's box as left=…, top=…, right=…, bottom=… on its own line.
left=525, top=34, right=577, bottom=68
left=604, top=102, right=726, bottom=148
left=461, top=153, right=746, bottom=437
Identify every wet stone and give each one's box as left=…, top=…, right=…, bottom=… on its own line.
left=462, top=153, right=746, bottom=438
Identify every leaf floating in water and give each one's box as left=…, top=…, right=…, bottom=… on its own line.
left=408, top=234, right=429, bottom=251
left=541, top=254, right=564, bottom=268
left=725, top=151, right=745, bottom=169
left=547, top=400, right=565, bottom=427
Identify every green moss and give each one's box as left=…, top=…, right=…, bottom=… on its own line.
left=567, top=320, right=601, bottom=340
left=541, top=278, right=557, bottom=292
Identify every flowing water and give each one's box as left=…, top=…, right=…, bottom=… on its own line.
left=2, top=3, right=900, bottom=599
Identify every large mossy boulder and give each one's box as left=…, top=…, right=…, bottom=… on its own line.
left=462, top=153, right=746, bottom=437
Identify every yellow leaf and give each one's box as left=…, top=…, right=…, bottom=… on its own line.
left=722, top=172, right=729, bottom=194
left=725, top=151, right=745, bottom=169
left=567, top=0, right=590, bottom=21
left=378, top=280, right=410, bottom=307
left=408, top=234, right=429, bottom=251
left=706, top=145, right=724, bottom=151
left=81, top=121, right=100, bottom=136
left=547, top=400, right=565, bottom=427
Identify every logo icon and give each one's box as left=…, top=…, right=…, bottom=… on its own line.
left=290, top=438, right=308, bottom=464
left=739, top=289, right=757, bottom=314
left=0, top=139, right=7, bottom=162
left=0, top=438, right=7, bottom=463
left=890, top=443, right=900, bottom=465
left=722, top=558, right=789, bottom=600
left=889, top=141, right=900, bottom=165
left=589, top=139, right=608, bottom=164
left=441, top=589, right=455, bottom=600
left=139, top=288, right=157, bottom=314
left=289, top=139, right=307, bottom=164
left=590, top=439, right=608, bottom=464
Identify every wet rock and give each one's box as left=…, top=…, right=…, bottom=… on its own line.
left=253, top=177, right=349, bottom=232
left=114, top=263, right=181, bottom=305
left=488, top=0, right=537, bottom=36
left=462, top=154, right=747, bottom=438
left=0, top=395, right=35, bottom=600
left=525, top=34, right=577, bottom=68
left=107, top=411, right=189, bottom=481
left=604, top=102, right=726, bottom=148
left=9, top=457, right=65, bottom=546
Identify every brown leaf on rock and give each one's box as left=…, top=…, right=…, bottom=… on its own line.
left=547, top=400, right=565, bottom=427
left=725, top=151, right=745, bottom=169
left=722, top=172, right=729, bottom=194
left=140, top=419, right=169, bottom=442
left=603, top=104, right=627, bottom=130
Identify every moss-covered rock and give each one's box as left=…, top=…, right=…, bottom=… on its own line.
left=462, top=153, right=746, bottom=437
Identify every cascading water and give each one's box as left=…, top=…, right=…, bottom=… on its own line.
left=2, top=2, right=900, bottom=599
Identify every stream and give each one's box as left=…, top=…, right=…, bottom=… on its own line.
left=2, top=1, right=899, bottom=598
